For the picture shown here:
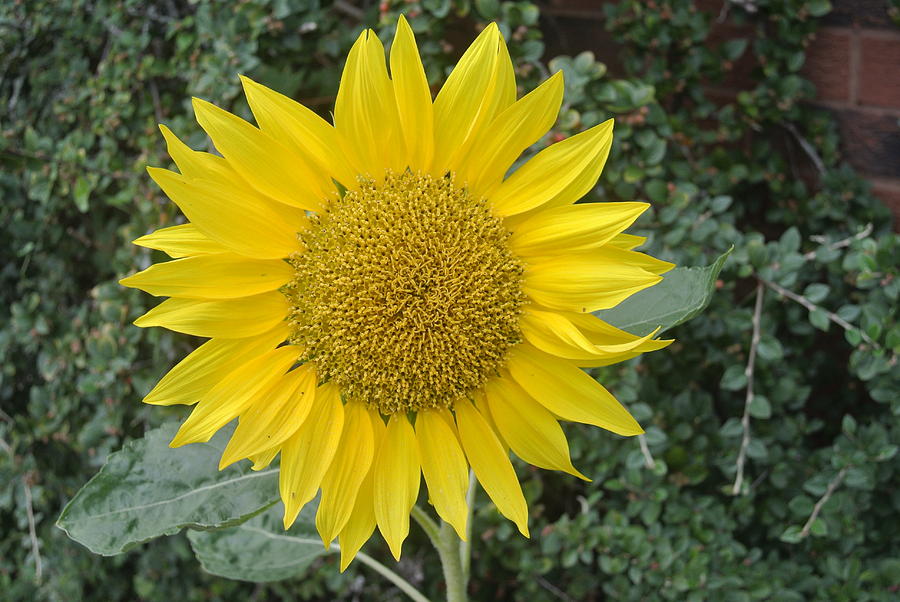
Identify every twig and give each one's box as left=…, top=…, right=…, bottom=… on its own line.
left=0, top=437, right=12, bottom=456
left=23, top=478, right=43, bottom=583
left=537, top=576, right=574, bottom=602
left=804, top=223, right=874, bottom=260
left=333, top=0, right=365, bottom=19
left=732, top=282, right=764, bottom=495
left=638, top=434, right=656, bottom=469
left=782, top=122, right=826, bottom=177
left=799, top=466, right=849, bottom=539
left=759, top=277, right=878, bottom=347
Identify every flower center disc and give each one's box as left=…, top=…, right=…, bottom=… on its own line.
left=284, top=170, right=526, bottom=415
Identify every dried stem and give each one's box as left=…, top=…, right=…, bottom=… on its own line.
left=804, top=223, right=873, bottom=260
left=638, top=434, right=656, bottom=469
left=732, top=282, right=764, bottom=495
left=782, top=121, right=826, bottom=176
left=799, top=466, right=849, bottom=538
left=759, top=277, right=877, bottom=347
left=23, top=478, right=43, bottom=583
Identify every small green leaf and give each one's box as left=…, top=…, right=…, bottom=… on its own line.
left=780, top=525, right=803, bottom=544
left=74, top=175, right=91, bottom=212
left=803, top=283, right=829, bottom=303
left=57, top=422, right=279, bottom=556
left=749, top=395, right=772, bottom=419
left=807, top=0, right=832, bottom=17
left=597, top=247, right=732, bottom=336
left=188, top=504, right=327, bottom=582
left=809, top=308, right=830, bottom=331
left=720, top=365, right=748, bottom=391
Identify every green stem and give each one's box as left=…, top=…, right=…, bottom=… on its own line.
left=411, top=505, right=469, bottom=602
left=355, top=551, right=432, bottom=602
left=436, top=521, right=468, bottom=602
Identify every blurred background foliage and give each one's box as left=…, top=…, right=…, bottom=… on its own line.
left=1, top=0, right=898, bottom=600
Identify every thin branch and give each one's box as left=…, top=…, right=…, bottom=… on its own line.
left=759, top=277, right=878, bottom=347
left=804, top=223, right=874, bottom=260
left=0, top=437, right=12, bottom=456
left=333, top=0, right=365, bottom=19
left=638, top=434, right=656, bottom=469
left=782, top=121, right=826, bottom=176
left=799, top=466, right=849, bottom=539
left=733, top=282, right=764, bottom=495
left=537, top=576, right=574, bottom=602
left=23, top=478, right=43, bottom=583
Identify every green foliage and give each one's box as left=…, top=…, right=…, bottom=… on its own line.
left=2, top=0, right=898, bottom=601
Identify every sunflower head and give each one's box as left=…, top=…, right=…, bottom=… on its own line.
left=122, top=15, right=674, bottom=569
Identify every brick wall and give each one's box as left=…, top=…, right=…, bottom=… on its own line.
left=541, top=0, right=900, bottom=226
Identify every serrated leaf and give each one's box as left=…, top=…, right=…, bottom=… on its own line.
left=188, top=503, right=327, bottom=582
left=57, top=422, right=279, bottom=556
left=596, top=247, right=732, bottom=336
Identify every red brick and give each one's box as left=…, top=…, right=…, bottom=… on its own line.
left=859, top=33, right=900, bottom=107
left=870, top=178, right=900, bottom=229
left=803, top=29, right=852, bottom=103
left=833, top=109, right=900, bottom=178
left=543, top=0, right=609, bottom=17
left=824, top=0, right=895, bottom=29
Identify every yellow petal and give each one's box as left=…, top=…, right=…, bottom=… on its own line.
left=509, top=202, right=649, bottom=256
left=119, top=254, right=293, bottom=299
left=335, top=30, right=404, bottom=177
left=143, top=324, right=289, bottom=406
left=133, top=292, right=289, bottom=338
left=280, top=383, right=345, bottom=528
left=239, top=75, right=356, bottom=188
left=147, top=167, right=303, bottom=260
left=158, top=124, right=249, bottom=189
left=456, top=71, right=564, bottom=196
left=484, top=376, right=588, bottom=480
left=170, top=345, right=300, bottom=447
left=523, top=252, right=662, bottom=313
left=390, top=15, right=434, bottom=172
left=489, top=119, right=614, bottom=216
left=506, top=345, right=643, bottom=436
left=416, top=409, right=469, bottom=539
left=192, top=98, right=324, bottom=210
left=432, top=24, right=515, bottom=173
left=520, top=308, right=667, bottom=361
left=373, top=414, right=420, bottom=560
left=454, top=397, right=528, bottom=536
left=248, top=445, right=280, bottom=470
left=132, top=223, right=229, bottom=258
left=316, top=402, right=375, bottom=547
left=218, top=363, right=318, bottom=469
left=338, top=410, right=385, bottom=572
left=606, top=233, right=646, bottom=250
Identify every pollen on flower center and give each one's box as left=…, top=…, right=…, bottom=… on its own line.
left=283, top=170, right=526, bottom=415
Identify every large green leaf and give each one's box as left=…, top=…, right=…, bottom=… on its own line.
left=595, top=247, right=732, bottom=336
left=57, top=422, right=279, bottom=555
left=188, top=503, right=328, bottom=582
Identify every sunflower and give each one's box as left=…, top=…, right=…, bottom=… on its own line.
left=122, top=16, right=673, bottom=570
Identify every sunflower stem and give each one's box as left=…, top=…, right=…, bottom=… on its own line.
left=436, top=520, right=468, bottom=602
left=355, top=551, right=432, bottom=602
left=411, top=505, right=468, bottom=602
